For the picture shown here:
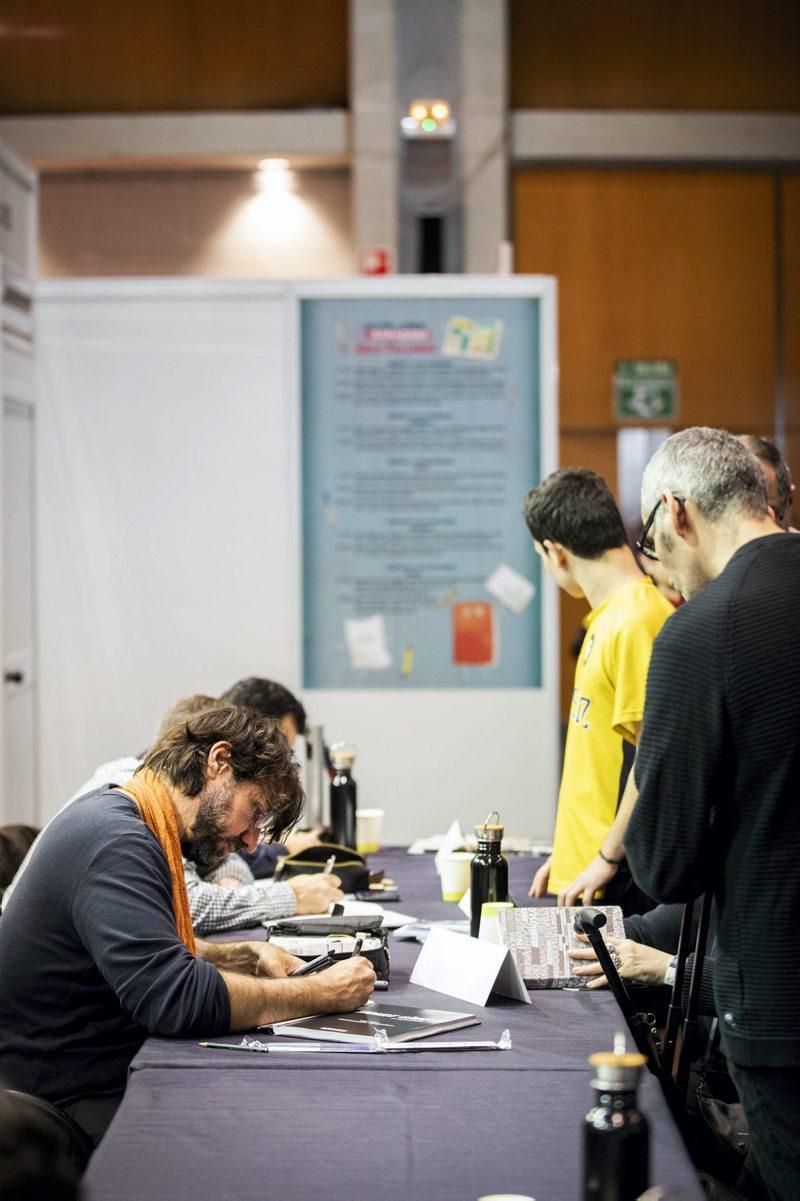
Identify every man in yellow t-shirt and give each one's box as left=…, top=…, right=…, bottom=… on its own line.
left=523, top=468, right=674, bottom=914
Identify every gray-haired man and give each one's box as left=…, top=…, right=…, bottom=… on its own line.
left=626, top=426, right=799, bottom=1200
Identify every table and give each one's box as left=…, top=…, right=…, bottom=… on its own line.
left=84, top=850, right=703, bottom=1201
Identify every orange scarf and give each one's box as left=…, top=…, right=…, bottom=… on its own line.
left=121, top=768, right=197, bottom=956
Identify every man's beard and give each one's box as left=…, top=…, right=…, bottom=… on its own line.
left=181, top=776, right=243, bottom=869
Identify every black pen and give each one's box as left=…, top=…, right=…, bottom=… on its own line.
left=290, top=952, right=335, bottom=976
left=351, top=938, right=363, bottom=958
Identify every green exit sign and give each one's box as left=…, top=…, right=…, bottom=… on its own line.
left=614, top=359, right=678, bottom=421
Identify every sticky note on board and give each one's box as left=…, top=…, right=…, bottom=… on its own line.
left=344, top=614, right=392, bottom=670
left=485, top=563, right=536, bottom=615
left=452, top=602, right=496, bottom=666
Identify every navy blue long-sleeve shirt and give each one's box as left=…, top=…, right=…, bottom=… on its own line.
left=0, top=788, right=230, bottom=1106
left=627, top=533, right=800, bottom=1068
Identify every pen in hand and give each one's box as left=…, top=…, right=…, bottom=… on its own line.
left=290, top=951, right=336, bottom=976
left=323, top=855, right=336, bottom=874
left=351, top=938, right=363, bottom=958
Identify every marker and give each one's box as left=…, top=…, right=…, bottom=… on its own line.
left=324, top=855, right=336, bottom=874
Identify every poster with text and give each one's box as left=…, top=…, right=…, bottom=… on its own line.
left=301, top=296, right=542, bottom=688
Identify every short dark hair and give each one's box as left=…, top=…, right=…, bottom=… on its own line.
left=221, top=678, right=307, bottom=736
left=523, top=468, right=628, bottom=560
left=738, top=435, right=793, bottom=507
left=140, top=705, right=304, bottom=843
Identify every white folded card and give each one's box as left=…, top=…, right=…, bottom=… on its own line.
left=410, top=926, right=531, bottom=1007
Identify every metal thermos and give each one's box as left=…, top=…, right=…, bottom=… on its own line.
left=583, top=1043, right=650, bottom=1201
left=329, top=742, right=357, bottom=850
left=304, top=724, right=327, bottom=827
left=469, top=811, right=509, bottom=938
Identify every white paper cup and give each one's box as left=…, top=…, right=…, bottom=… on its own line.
left=356, top=808, right=384, bottom=853
left=478, top=901, right=515, bottom=944
left=440, top=852, right=473, bottom=901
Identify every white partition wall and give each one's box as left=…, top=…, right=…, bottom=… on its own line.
left=0, top=138, right=38, bottom=825
left=36, top=278, right=559, bottom=842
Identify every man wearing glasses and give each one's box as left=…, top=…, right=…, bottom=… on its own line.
left=626, top=426, right=798, bottom=1200
left=2, top=693, right=343, bottom=928
left=0, top=705, right=375, bottom=1142
left=524, top=468, right=674, bottom=912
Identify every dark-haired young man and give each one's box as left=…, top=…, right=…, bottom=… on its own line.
left=523, top=468, right=673, bottom=912
left=0, top=706, right=375, bottom=1141
left=222, top=677, right=307, bottom=743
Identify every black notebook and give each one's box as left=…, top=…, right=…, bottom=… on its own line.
left=272, top=1003, right=480, bottom=1044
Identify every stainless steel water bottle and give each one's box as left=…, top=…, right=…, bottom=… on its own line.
left=329, top=741, right=357, bottom=850
left=584, top=1039, right=650, bottom=1201
left=469, top=810, right=509, bottom=938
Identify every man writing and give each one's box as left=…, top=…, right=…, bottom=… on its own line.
left=3, top=692, right=343, bottom=929
left=523, top=468, right=673, bottom=912
left=0, top=705, right=375, bottom=1142
left=626, top=426, right=796, bottom=1200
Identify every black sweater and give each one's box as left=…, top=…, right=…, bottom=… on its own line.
left=625, top=902, right=717, bottom=1016
left=627, top=533, right=800, bottom=1068
left=0, top=788, right=230, bottom=1106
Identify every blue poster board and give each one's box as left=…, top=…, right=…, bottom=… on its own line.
left=301, top=294, right=543, bottom=689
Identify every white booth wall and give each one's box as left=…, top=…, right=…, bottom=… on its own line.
left=35, top=279, right=559, bottom=844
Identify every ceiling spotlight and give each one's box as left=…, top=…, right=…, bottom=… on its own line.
left=257, top=157, right=290, bottom=172
left=401, top=99, right=455, bottom=140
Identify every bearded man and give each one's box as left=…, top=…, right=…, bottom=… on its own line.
left=0, top=705, right=375, bottom=1143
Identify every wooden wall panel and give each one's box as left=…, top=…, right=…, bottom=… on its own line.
left=783, top=174, right=800, bottom=493
left=0, top=0, right=348, bottom=114
left=510, top=0, right=800, bottom=111
left=514, top=170, right=776, bottom=433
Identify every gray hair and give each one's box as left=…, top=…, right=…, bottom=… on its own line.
left=641, top=427, right=768, bottom=522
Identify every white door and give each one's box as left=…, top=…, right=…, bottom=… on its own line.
left=2, top=393, right=37, bottom=825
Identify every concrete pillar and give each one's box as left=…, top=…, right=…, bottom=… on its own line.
left=460, top=0, right=508, bottom=273
left=350, top=0, right=398, bottom=262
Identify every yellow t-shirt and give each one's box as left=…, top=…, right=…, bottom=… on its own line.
left=548, top=576, right=674, bottom=895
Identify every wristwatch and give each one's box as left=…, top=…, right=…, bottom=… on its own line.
left=663, top=955, right=678, bottom=987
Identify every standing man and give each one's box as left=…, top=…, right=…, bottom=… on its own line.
left=0, top=705, right=374, bottom=1141
left=626, top=426, right=796, bottom=1200
left=738, top=434, right=796, bottom=532
left=523, top=468, right=673, bottom=912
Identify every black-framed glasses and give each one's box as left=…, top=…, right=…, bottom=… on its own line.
left=636, top=495, right=685, bottom=562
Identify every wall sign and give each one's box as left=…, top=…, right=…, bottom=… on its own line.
left=613, top=359, right=678, bottom=421
left=301, top=293, right=545, bottom=689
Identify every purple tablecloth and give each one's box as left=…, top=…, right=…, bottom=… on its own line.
left=85, top=849, right=703, bottom=1201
